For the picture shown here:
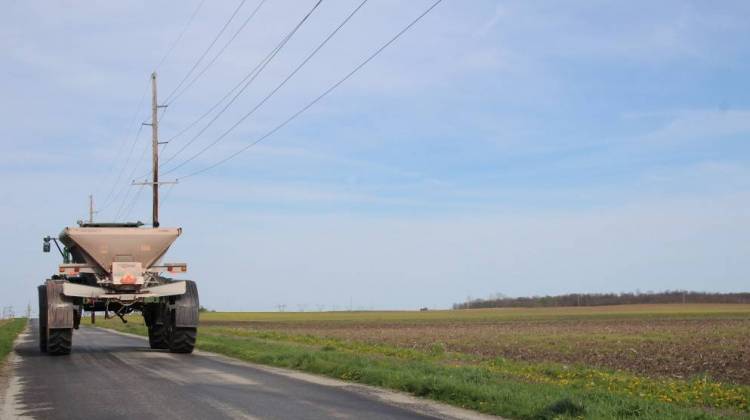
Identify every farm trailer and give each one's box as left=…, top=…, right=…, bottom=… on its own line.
left=39, top=222, right=199, bottom=355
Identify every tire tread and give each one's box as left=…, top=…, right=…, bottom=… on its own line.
left=47, top=328, right=72, bottom=355
left=148, top=324, right=169, bottom=349
left=37, top=285, right=48, bottom=353
left=168, top=328, right=196, bottom=353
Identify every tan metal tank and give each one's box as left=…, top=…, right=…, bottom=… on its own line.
left=60, top=227, right=181, bottom=274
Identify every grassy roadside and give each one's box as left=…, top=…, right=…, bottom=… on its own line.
left=88, top=316, right=746, bottom=420
left=0, top=319, right=27, bottom=362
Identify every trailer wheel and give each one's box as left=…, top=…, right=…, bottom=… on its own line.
left=168, top=328, right=196, bottom=354
left=47, top=328, right=72, bottom=355
left=37, top=285, right=48, bottom=353
left=148, top=324, right=169, bottom=349
left=168, top=280, right=198, bottom=354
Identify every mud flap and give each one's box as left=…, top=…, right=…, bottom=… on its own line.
left=174, top=280, right=199, bottom=328
left=47, top=280, right=74, bottom=329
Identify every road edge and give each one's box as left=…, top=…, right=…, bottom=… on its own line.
left=92, top=326, right=501, bottom=420
left=0, top=321, right=32, bottom=420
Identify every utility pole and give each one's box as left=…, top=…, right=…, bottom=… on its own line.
left=151, top=72, right=160, bottom=228
left=133, top=72, right=175, bottom=227
left=88, top=195, right=95, bottom=223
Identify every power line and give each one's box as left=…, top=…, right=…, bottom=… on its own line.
left=98, top=1, right=205, bottom=215
left=155, top=36, right=284, bottom=170
left=161, top=183, right=177, bottom=208
left=98, top=116, right=147, bottom=213
left=157, top=0, right=269, bottom=160
left=162, top=0, right=367, bottom=176
left=123, top=182, right=147, bottom=221
left=97, top=80, right=150, bottom=212
left=109, top=107, right=165, bottom=220
left=163, top=0, right=250, bottom=105
left=166, top=0, right=270, bottom=106
left=111, top=105, right=170, bottom=220
left=154, top=0, right=207, bottom=71
left=113, top=140, right=151, bottom=220
left=176, top=0, right=444, bottom=179
left=161, top=75, right=244, bottom=148
left=158, top=0, right=323, bottom=172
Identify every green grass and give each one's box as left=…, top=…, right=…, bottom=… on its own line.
left=88, top=314, right=748, bottom=420
left=0, top=318, right=27, bottom=362
left=204, top=327, right=750, bottom=412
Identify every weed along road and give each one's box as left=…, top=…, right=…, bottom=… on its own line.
left=3, top=321, right=491, bottom=420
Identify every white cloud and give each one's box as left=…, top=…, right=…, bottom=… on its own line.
left=640, top=110, right=750, bottom=144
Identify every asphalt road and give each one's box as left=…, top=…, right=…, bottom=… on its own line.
left=2, top=321, right=491, bottom=420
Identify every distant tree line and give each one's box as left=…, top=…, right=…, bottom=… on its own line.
left=452, top=290, right=750, bottom=309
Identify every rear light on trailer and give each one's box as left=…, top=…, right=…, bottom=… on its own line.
left=167, top=265, right=187, bottom=273
left=59, top=266, right=80, bottom=275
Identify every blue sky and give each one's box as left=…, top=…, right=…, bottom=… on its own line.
left=1, top=0, right=749, bottom=312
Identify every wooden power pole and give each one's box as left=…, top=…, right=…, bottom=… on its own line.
left=89, top=195, right=95, bottom=223
left=151, top=72, right=160, bottom=228
left=132, top=72, right=176, bottom=226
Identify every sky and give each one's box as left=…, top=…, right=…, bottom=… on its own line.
left=1, top=0, right=749, bottom=313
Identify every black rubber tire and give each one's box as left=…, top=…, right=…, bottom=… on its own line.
left=47, top=328, right=72, bottom=355
left=37, top=285, right=48, bottom=353
left=168, top=328, right=196, bottom=354
left=73, top=308, right=81, bottom=330
left=148, top=324, right=169, bottom=349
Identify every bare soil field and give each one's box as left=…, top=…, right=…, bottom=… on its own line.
left=201, top=304, right=750, bottom=384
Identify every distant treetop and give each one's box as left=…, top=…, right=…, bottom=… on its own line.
left=453, top=290, right=750, bottom=309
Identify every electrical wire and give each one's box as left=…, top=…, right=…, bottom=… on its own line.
left=161, top=74, right=244, bottom=149
left=122, top=183, right=146, bottom=221
left=115, top=108, right=172, bottom=221
left=113, top=140, right=151, bottom=220
left=152, top=0, right=317, bottom=214
left=162, top=0, right=367, bottom=176
left=175, top=0, right=444, bottom=179
left=111, top=103, right=171, bottom=220
left=161, top=183, right=177, bottom=208
left=154, top=0, right=207, bottom=71
left=163, top=0, right=250, bottom=105
left=98, top=119, right=147, bottom=213
left=154, top=37, right=284, bottom=172
left=98, top=0, right=205, bottom=216
left=166, top=0, right=270, bottom=106
left=157, top=0, right=323, bottom=172
left=135, top=0, right=320, bottom=181
left=97, top=80, right=150, bottom=212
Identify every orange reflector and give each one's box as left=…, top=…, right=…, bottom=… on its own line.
left=120, top=274, right=136, bottom=284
